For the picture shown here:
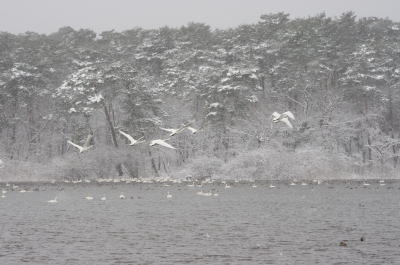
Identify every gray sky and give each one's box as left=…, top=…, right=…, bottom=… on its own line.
left=0, top=0, right=398, bottom=34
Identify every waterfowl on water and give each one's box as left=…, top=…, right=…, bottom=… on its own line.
left=47, top=197, right=58, bottom=203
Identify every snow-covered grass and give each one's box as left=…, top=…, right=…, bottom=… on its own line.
left=174, top=147, right=400, bottom=181
left=1, top=146, right=399, bottom=182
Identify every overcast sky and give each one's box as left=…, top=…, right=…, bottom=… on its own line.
left=0, top=0, right=398, bottom=34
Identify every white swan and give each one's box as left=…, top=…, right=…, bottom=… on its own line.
left=85, top=196, right=94, bottom=200
left=67, top=133, right=94, bottom=153
left=252, top=184, right=257, bottom=188
left=47, top=197, right=58, bottom=203
left=269, top=184, right=276, bottom=188
left=119, top=130, right=145, bottom=146
left=100, top=196, right=107, bottom=201
left=159, top=123, right=190, bottom=137
left=271, top=111, right=295, bottom=129
left=301, top=182, right=308, bottom=186
left=166, top=191, right=173, bottom=199
left=224, top=184, right=231, bottom=189
left=149, top=139, right=176, bottom=149
left=0, top=159, right=4, bottom=168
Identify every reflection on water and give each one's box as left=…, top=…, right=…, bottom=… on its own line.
left=0, top=181, right=399, bottom=264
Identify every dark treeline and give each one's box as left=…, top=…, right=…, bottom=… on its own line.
left=1, top=12, right=400, bottom=181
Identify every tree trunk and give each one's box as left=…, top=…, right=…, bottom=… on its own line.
left=148, top=149, right=159, bottom=177
left=103, top=101, right=123, bottom=176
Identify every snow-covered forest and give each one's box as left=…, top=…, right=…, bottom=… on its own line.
left=1, top=12, right=400, bottom=181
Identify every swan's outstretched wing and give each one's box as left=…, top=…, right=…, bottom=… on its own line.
left=282, top=111, right=295, bottom=120
left=159, top=127, right=176, bottom=133
left=136, top=136, right=145, bottom=144
left=159, top=127, right=175, bottom=133
left=280, top=117, right=293, bottom=129
left=151, top=139, right=176, bottom=149
left=119, top=130, right=136, bottom=145
left=67, top=140, right=84, bottom=152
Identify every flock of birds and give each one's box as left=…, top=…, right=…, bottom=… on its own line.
left=0, top=178, right=388, bottom=204
left=66, top=123, right=199, bottom=153
left=65, top=110, right=295, bottom=153
left=0, top=110, right=295, bottom=167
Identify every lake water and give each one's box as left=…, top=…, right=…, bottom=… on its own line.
left=0, top=180, right=399, bottom=264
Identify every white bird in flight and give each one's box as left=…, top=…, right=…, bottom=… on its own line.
left=271, top=111, right=295, bottom=129
left=67, top=133, right=94, bottom=153
left=159, top=123, right=191, bottom=137
left=119, top=130, right=145, bottom=146
left=150, top=138, right=176, bottom=149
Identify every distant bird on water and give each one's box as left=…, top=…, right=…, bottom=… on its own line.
left=150, top=138, right=176, bottom=149
left=0, top=159, right=4, bottom=168
left=47, top=197, right=58, bottom=203
left=67, top=133, right=94, bottom=153
left=271, top=111, right=295, bottom=129
left=166, top=191, right=173, bottom=199
left=119, top=130, right=145, bottom=146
